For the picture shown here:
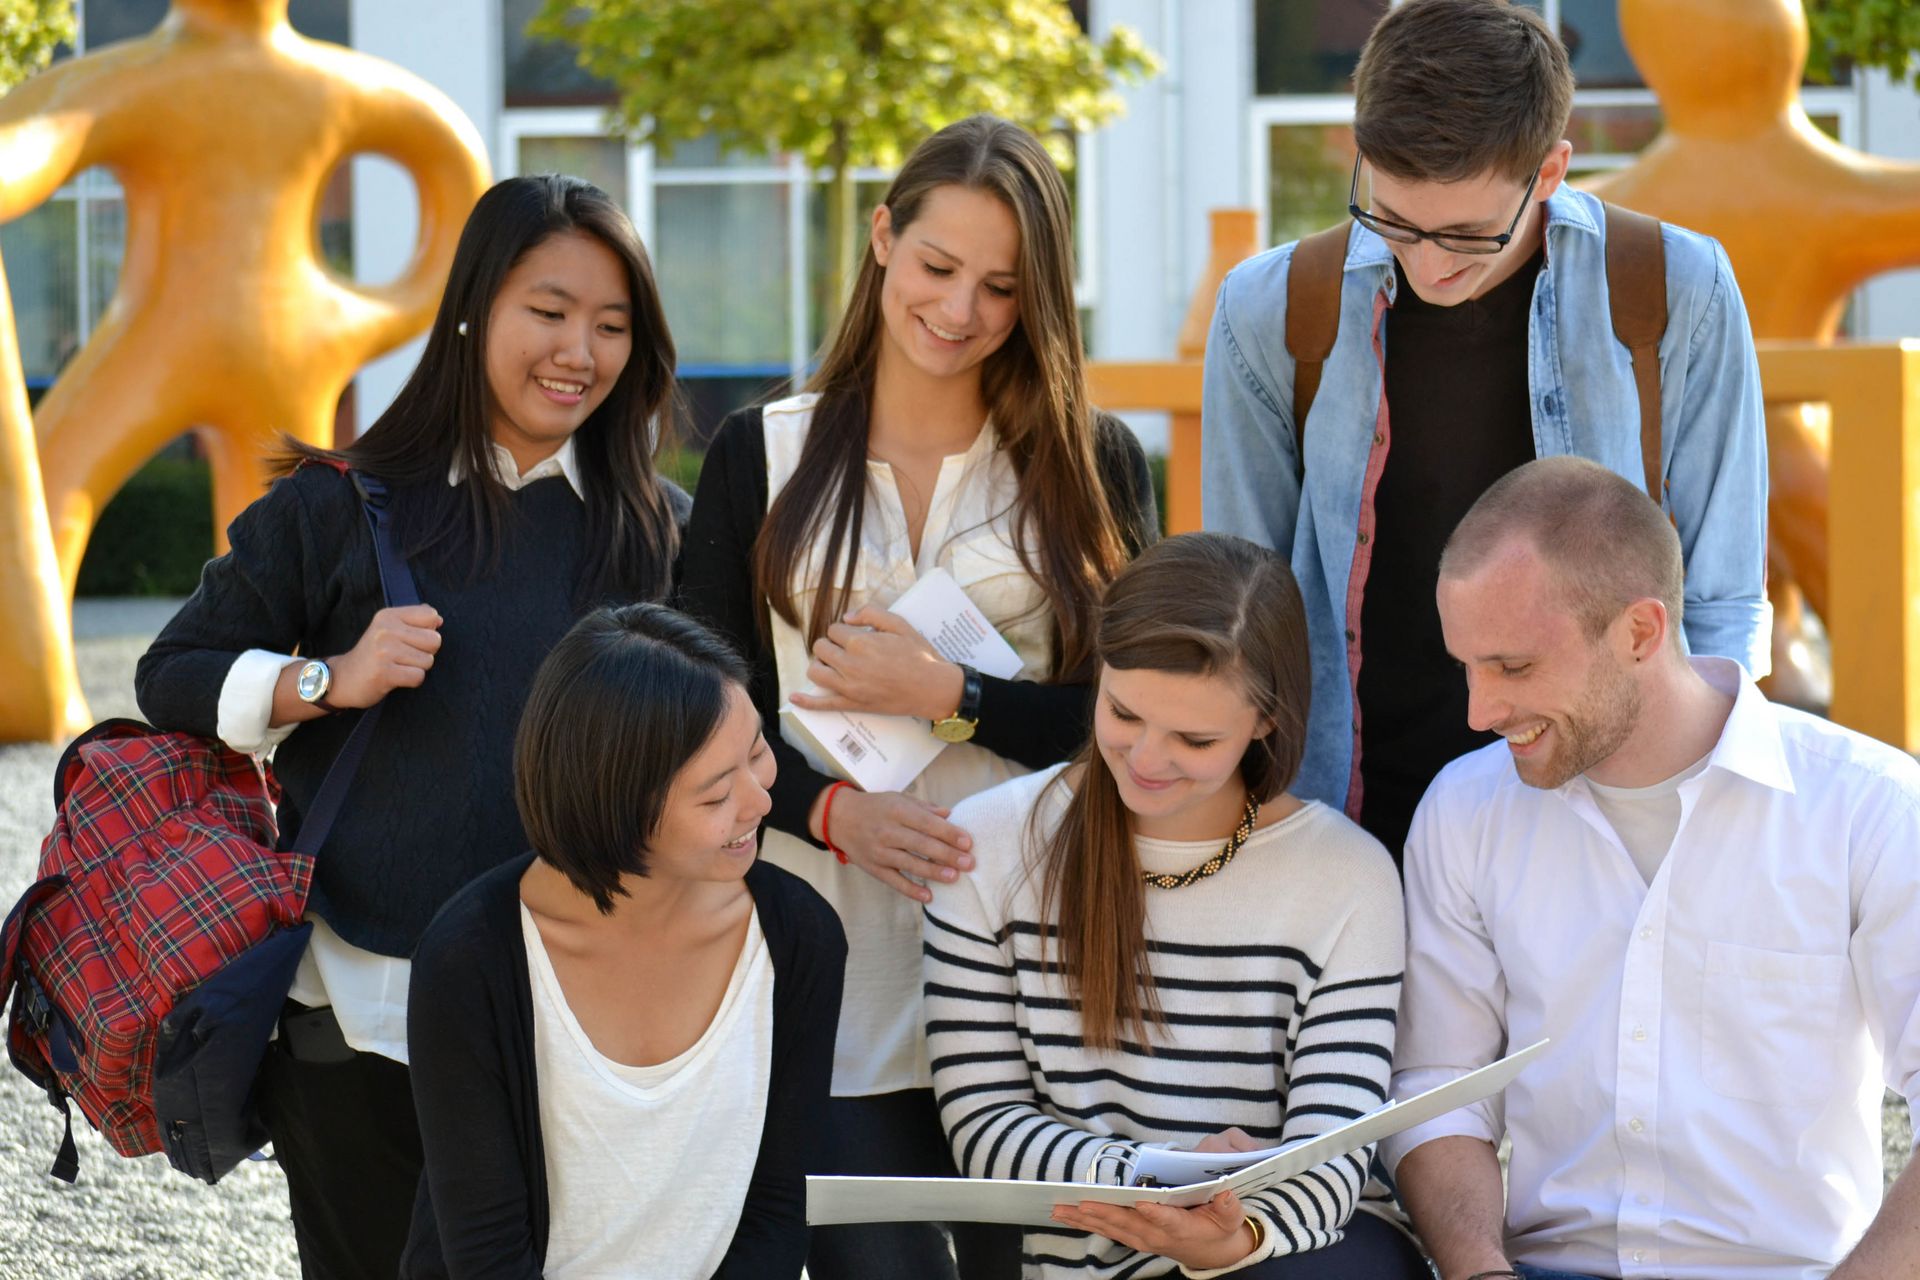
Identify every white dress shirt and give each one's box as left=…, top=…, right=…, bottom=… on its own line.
left=216, top=438, right=582, bottom=1062
left=759, top=392, right=1054, bottom=1096
left=1384, top=658, right=1920, bottom=1280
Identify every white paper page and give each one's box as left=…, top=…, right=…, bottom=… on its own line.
left=806, top=1038, right=1549, bottom=1226
left=783, top=568, right=1024, bottom=793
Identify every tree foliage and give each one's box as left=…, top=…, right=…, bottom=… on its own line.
left=1805, top=0, right=1920, bottom=89
left=0, top=0, right=73, bottom=93
left=532, top=0, right=1157, bottom=304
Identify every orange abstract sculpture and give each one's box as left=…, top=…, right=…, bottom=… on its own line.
left=1587, top=0, right=1920, bottom=705
left=0, top=0, right=489, bottom=740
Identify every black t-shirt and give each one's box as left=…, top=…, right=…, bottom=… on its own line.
left=1356, top=249, right=1544, bottom=860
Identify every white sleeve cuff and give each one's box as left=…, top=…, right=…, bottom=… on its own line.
left=217, top=649, right=300, bottom=755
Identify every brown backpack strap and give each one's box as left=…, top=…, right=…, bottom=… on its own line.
left=1285, top=223, right=1351, bottom=463
left=1603, top=203, right=1668, bottom=507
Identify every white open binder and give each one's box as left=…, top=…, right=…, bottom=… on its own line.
left=806, top=1039, right=1548, bottom=1227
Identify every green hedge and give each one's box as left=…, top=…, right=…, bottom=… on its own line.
left=76, top=454, right=214, bottom=597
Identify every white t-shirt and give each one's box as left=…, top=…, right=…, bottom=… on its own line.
left=1585, top=751, right=1712, bottom=884
left=523, top=904, right=773, bottom=1279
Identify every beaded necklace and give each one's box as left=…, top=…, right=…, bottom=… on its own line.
left=1140, top=792, right=1261, bottom=891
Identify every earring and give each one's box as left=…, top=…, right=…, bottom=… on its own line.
left=456, top=321, right=469, bottom=337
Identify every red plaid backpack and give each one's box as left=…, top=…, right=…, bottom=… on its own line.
left=0, top=467, right=417, bottom=1184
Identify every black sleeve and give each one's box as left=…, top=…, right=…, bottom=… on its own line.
left=676, top=410, right=838, bottom=847
left=406, top=887, right=544, bottom=1280
left=715, top=868, right=848, bottom=1279
left=133, top=466, right=347, bottom=737
left=964, top=416, right=1157, bottom=769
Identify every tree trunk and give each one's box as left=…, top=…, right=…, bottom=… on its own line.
left=823, top=124, right=856, bottom=335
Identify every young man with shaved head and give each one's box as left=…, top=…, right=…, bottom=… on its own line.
left=1201, top=0, right=1770, bottom=860
left=1384, top=457, right=1920, bottom=1280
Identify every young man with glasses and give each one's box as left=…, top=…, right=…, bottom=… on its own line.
left=1201, top=0, right=1770, bottom=861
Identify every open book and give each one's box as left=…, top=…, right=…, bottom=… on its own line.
left=806, top=1039, right=1548, bottom=1227
left=781, top=568, right=1025, bottom=793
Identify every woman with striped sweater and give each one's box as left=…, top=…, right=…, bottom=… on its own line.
left=923, top=534, right=1427, bottom=1279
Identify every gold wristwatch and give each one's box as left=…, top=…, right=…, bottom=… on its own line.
left=931, top=664, right=982, bottom=743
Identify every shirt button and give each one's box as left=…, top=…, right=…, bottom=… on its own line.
left=1639, top=927, right=1653, bottom=940
left=1629, top=1117, right=1646, bottom=1133
left=1637, top=1194, right=1650, bottom=1206
left=1634, top=1249, right=1646, bottom=1263
left=1373, top=432, right=1384, bottom=446
left=1632, top=1026, right=1647, bottom=1042
left=1344, top=628, right=1356, bottom=642
left=1357, top=531, right=1370, bottom=545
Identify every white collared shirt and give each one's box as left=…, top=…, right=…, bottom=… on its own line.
left=1384, top=657, right=1920, bottom=1280
left=758, top=392, right=1054, bottom=1096
left=217, top=436, right=583, bottom=1061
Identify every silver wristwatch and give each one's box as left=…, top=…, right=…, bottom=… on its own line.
left=295, top=659, right=338, bottom=711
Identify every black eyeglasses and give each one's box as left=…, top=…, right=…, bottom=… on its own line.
left=1347, top=157, right=1539, bottom=255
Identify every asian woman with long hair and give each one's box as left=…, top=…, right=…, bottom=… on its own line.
left=135, top=174, right=686, bottom=1278
left=677, top=114, right=1157, bottom=1279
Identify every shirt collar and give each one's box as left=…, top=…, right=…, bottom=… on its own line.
left=446, top=436, right=584, bottom=499
left=1689, top=655, right=1797, bottom=796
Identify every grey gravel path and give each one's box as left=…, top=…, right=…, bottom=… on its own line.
left=0, top=602, right=1908, bottom=1278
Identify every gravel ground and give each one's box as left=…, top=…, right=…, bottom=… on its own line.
left=0, top=602, right=1908, bottom=1278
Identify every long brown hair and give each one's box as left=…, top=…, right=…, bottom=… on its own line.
left=751, top=115, right=1127, bottom=679
left=1034, top=534, right=1312, bottom=1050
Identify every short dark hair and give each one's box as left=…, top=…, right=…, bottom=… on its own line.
left=513, top=603, right=749, bottom=913
left=1439, top=457, right=1685, bottom=639
left=1353, top=0, right=1574, bottom=184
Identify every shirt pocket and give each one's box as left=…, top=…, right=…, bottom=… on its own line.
left=1700, top=940, right=1848, bottom=1106
left=947, top=536, right=1051, bottom=675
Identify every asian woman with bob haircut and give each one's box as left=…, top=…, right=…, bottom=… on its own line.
left=404, top=603, right=846, bottom=1279
left=923, top=534, right=1428, bottom=1279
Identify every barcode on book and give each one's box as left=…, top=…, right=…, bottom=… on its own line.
left=837, top=732, right=867, bottom=763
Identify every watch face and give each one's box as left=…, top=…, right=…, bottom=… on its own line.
left=932, top=717, right=976, bottom=744
left=296, top=661, right=330, bottom=703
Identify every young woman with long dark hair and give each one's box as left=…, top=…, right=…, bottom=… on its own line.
left=134, top=174, right=687, bottom=1278
left=678, top=115, right=1157, bottom=1279
left=923, top=534, right=1428, bottom=1280
left=404, top=604, right=845, bottom=1279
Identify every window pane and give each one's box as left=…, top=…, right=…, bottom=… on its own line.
left=1568, top=104, right=1662, bottom=159
left=1266, top=122, right=1358, bottom=248
left=1560, top=0, right=1643, bottom=90
left=315, top=163, right=352, bottom=278
left=289, top=0, right=350, bottom=45
left=82, top=0, right=166, bottom=48
left=1, top=200, right=79, bottom=386
left=503, top=0, right=616, bottom=107
left=84, top=192, right=128, bottom=323
left=518, top=136, right=628, bottom=206
left=655, top=183, right=790, bottom=370
left=1255, top=0, right=1386, bottom=96
left=656, top=134, right=780, bottom=172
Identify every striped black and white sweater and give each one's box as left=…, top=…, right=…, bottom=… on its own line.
left=923, top=765, right=1406, bottom=1279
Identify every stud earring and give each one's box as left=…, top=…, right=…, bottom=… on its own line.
left=456, top=321, right=469, bottom=337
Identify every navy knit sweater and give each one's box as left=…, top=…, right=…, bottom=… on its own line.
left=134, top=463, right=689, bottom=956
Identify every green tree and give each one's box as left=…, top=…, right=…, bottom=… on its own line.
left=1805, top=0, right=1920, bottom=89
left=0, top=0, right=73, bottom=91
left=532, top=0, right=1157, bottom=321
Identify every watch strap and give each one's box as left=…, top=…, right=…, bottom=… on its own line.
left=955, top=664, right=983, bottom=723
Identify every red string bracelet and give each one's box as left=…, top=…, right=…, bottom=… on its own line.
left=822, top=780, right=854, bottom=864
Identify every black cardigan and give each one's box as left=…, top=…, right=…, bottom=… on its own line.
left=676, top=407, right=1159, bottom=845
left=401, top=854, right=847, bottom=1279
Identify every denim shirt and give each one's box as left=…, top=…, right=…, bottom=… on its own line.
left=1202, top=186, right=1771, bottom=815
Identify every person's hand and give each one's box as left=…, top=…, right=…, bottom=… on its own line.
left=788, top=605, right=964, bottom=721
left=814, top=787, right=973, bottom=903
left=1051, top=1190, right=1256, bottom=1272
left=327, top=604, right=443, bottom=708
left=1190, top=1126, right=1263, bottom=1155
